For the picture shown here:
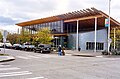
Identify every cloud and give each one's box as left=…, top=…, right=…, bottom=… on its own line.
left=0, top=16, right=18, bottom=25
left=0, top=25, right=21, bottom=33
left=0, top=0, right=119, bottom=33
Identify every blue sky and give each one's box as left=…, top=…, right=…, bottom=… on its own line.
left=0, top=0, right=120, bottom=33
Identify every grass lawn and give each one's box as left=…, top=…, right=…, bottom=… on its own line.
left=0, top=53, right=9, bottom=56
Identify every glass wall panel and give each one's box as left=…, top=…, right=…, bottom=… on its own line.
left=24, top=20, right=63, bottom=34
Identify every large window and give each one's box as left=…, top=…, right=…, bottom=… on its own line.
left=86, top=42, right=104, bottom=50
left=25, top=20, right=63, bottom=33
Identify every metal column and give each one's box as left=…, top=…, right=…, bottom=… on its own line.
left=76, top=20, right=79, bottom=50
left=94, top=17, right=97, bottom=52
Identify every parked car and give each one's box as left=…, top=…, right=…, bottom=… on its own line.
left=34, top=44, right=51, bottom=53
left=0, top=43, right=4, bottom=48
left=12, top=44, right=22, bottom=50
left=22, top=43, right=35, bottom=51
left=1, top=43, right=12, bottom=49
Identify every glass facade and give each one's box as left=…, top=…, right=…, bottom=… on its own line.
left=23, top=20, right=63, bottom=34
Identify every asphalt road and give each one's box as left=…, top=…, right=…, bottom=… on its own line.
left=0, top=48, right=120, bottom=79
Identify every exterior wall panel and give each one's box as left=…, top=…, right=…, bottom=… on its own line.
left=68, top=29, right=107, bottom=51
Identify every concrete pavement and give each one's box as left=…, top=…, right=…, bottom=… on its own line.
left=0, top=49, right=104, bottom=62
left=64, top=50, right=103, bottom=57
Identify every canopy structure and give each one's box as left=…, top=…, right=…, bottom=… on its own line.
left=16, top=7, right=120, bottom=28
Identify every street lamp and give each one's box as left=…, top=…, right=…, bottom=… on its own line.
left=108, top=0, right=111, bottom=52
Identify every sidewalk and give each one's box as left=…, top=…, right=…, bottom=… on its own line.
left=64, top=50, right=103, bottom=57
left=0, top=56, right=15, bottom=62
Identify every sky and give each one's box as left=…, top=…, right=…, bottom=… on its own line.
left=0, top=0, right=120, bottom=33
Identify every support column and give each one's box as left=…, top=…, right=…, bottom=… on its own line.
left=108, top=0, right=111, bottom=52
left=76, top=20, right=79, bottom=50
left=94, top=17, right=97, bottom=52
left=114, top=28, right=116, bottom=49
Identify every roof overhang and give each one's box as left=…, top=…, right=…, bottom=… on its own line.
left=16, top=7, right=120, bottom=28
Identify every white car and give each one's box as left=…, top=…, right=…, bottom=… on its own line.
left=22, top=43, right=35, bottom=51
left=5, top=43, right=12, bottom=48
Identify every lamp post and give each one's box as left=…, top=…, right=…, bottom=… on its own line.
left=108, top=0, right=111, bottom=52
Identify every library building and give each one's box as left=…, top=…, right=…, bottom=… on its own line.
left=16, top=7, right=120, bottom=51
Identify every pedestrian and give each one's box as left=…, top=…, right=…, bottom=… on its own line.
left=58, top=45, right=62, bottom=56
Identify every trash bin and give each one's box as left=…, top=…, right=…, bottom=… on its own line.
left=62, top=49, right=65, bottom=56
left=78, top=47, right=81, bottom=51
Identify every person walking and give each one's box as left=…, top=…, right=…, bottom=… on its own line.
left=58, top=45, right=62, bottom=56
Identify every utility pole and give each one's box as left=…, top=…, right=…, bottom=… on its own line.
left=108, top=0, right=111, bottom=52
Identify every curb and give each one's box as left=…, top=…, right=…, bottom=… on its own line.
left=72, top=54, right=95, bottom=57
left=0, top=56, right=15, bottom=62
left=72, top=54, right=103, bottom=57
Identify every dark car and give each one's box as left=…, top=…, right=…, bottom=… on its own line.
left=34, top=44, right=51, bottom=53
left=12, top=44, right=22, bottom=50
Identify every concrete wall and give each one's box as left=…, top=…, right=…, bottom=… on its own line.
left=67, top=29, right=108, bottom=51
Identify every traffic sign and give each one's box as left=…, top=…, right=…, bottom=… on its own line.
left=2, top=30, right=8, bottom=39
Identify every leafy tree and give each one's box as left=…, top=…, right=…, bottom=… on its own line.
left=35, top=28, right=52, bottom=44
left=19, top=30, right=31, bottom=44
left=110, top=29, right=120, bottom=49
left=0, top=31, right=3, bottom=42
left=7, top=33, right=18, bottom=44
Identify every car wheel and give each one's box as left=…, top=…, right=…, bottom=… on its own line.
left=34, top=50, right=36, bottom=53
left=24, top=48, right=27, bottom=51
left=40, top=50, right=43, bottom=53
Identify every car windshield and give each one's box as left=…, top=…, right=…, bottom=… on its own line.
left=5, top=43, right=12, bottom=46
left=39, top=45, right=44, bottom=47
left=14, top=44, right=20, bottom=46
left=24, top=44, right=31, bottom=45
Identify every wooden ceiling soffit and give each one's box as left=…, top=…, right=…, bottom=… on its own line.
left=99, top=11, right=120, bottom=26
left=65, top=13, right=72, bottom=19
left=91, top=7, right=100, bottom=13
left=83, top=9, right=90, bottom=16
left=86, top=8, right=97, bottom=15
left=72, top=11, right=80, bottom=18
left=77, top=11, right=84, bottom=17
left=64, top=13, right=73, bottom=19
left=64, top=15, right=103, bottom=23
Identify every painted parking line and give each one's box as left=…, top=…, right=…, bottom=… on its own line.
left=17, top=54, right=57, bottom=60
left=0, top=71, right=32, bottom=77
left=0, top=67, right=20, bottom=71
left=96, top=56, right=103, bottom=58
left=0, top=65, right=11, bottom=67
left=17, top=56, right=30, bottom=59
left=27, top=55, right=39, bottom=58
left=26, top=76, right=45, bottom=79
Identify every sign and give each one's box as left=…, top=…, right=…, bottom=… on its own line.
left=3, top=38, right=6, bottom=43
left=2, top=30, right=8, bottom=39
left=2, top=30, right=8, bottom=43
left=105, top=18, right=109, bottom=27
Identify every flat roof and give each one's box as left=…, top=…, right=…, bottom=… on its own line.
left=16, top=7, right=120, bottom=27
